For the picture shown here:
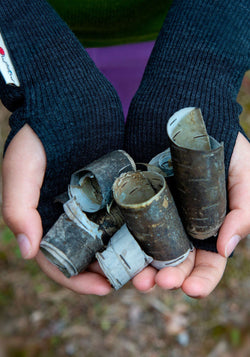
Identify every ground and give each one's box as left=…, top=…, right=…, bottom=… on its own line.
left=0, top=72, right=249, bottom=357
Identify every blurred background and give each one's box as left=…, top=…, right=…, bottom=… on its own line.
left=0, top=71, right=250, bottom=357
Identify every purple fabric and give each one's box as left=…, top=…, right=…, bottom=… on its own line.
left=86, top=41, right=155, bottom=118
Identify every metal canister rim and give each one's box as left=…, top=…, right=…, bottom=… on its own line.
left=113, top=170, right=166, bottom=210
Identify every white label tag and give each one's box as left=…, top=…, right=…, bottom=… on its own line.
left=0, top=33, right=20, bottom=86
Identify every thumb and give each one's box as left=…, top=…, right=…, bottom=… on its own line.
left=217, top=133, right=250, bottom=257
left=217, top=208, right=249, bottom=258
left=2, top=124, right=46, bottom=259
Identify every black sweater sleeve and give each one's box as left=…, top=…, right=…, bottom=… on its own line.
left=125, top=0, right=250, bottom=252
left=0, top=0, right=124, bottom=233
left=126, top=0, right=250, bottom=173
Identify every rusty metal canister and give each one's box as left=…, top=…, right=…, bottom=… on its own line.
left=68, top=150, right=136, bottom=213
left=167, top=107, right=226, bottom=240
left=40, top=198, right=124, bottom=278
left=96, top=224, right=153, bottom=290
left=64, top=198, right=124, bottom=245
left=112, top=171, right=192, bottom=269
left=148, top=148, right=176, bottom=196
left=148, top=148, right=174, bottom=178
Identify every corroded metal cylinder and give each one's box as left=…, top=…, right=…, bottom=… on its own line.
left=40, top=198, right=124, bottom=278
left=64, top=198, right=124, bottom=245
left=40, top=213, right=103, bottom=278
left=68, top=150, right=136, bottom=212
left=149, top=148, right=174, bottom=177
left=148, top=148, right=175, bottom=195
left=113, top=171, right=192, bottom=268
left=167, top=107, right=226, bottom=240
left=96, top=224, right=153, bottom=290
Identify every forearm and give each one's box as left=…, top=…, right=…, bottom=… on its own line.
left=127, top=0, right=250, bottom=174
left=125, top=0, right=250, bottom=253
left=0, top=0, right=93, bottom=110
left=0, top=0, right=125, bottom=233
left=160, top=0, right=250, bottom=170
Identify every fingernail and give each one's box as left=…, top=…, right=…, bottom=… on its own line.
left=16, top=234, right=31, bottom=259
left=225, top=235, right=241, bottom=257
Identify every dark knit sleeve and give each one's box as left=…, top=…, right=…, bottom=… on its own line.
left=0, top=0, right=124, bottom=233
left=125, top=0, right=250, bottom=252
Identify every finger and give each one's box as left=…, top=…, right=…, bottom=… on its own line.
left=132, top=266, right=157, bottom=292
left=2, top=124, right=46, bottom=259
left=87, top=260, right=107, bottom=277
left=181, top=250, right=227, bottom=298
left=155, top=249, right=195, bottom=290
left=36, top=251, right=111, bottom=295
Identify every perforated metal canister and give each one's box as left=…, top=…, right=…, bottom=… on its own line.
left=167, top=107, right=226, bottom=240
left=96, top=224, right=153, bottom=290
left=40, top=198, right=124, bottom=278
left=68, top=150, right=136, bottom=212
left=113, top=171, right=192, bottom=268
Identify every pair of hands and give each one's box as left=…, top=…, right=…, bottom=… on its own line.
left=2, top=105, right=250, bottom=298
left=1, top=0, right=249, bottom=299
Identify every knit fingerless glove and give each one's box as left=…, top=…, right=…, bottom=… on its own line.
left=0, top=0, right=125, bottom=233
left=124, top=0, right=250, bottom=252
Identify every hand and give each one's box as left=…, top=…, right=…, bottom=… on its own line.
left=2, top=124, right=111, bottom=295
left=131, top=132, right=250, bottom=297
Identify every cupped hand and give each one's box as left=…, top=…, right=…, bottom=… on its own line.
left=3, top=125, right=249, bottom=297
left=132, top=132, right=250, bottom=297
left=2, top=124, right=111, bottom=295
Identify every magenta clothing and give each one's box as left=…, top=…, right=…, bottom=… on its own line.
left=86, top=41, right=155, bottom=118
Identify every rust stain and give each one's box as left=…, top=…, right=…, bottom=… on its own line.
left=163, top=197, right=168, bottom=208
